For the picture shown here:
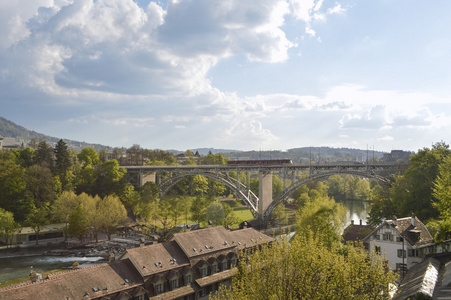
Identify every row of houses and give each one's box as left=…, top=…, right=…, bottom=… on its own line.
left=0, top=226, right=274, bottom=300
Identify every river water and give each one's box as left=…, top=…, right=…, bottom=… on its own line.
left=0, top=255, right=104, bottom=285
left=340, top=199, right=371, bottom=225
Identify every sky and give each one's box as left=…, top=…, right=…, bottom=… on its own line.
left=1, top=0, right=451, bottom=153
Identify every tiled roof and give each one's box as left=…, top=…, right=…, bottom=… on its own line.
left=386, top=215, right=434, bottom=247
left=0, top=259, right=143, bottom=300
left=195, top=269, right=237, bottom=287
left=229, top=227, right=274, bottom=249
left=149, top=284, right=195, bottom=299
left=342, top=224, right=374, bottom=243
left=393, top=257, right=440, bottom=300
left=122, top=241, right=190, bottom=277
left=171, top=227, right=236, bottom=258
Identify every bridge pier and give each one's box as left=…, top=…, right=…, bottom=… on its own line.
left=258, top=171, right=272, bottom=218
left=139, top=172, right=156, bottom=186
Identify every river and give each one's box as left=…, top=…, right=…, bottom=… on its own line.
left=0, top=255, right=104, bottom=285
left=340, top=199, right=371, bottom=225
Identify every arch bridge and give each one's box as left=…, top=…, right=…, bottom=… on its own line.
left=123, top=162, right=407, bottom=223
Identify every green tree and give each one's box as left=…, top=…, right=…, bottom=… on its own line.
left=0, top=208, right=17, bottom=247
left=428, top=155, right=451, bottom=241
left=296, top=196, right=347, bottom=249
left=51, top=191, right=80, bottom=240
left=77, top=147, right=100, bottom=166
left=190, top=196, right=208, bottom=224
left=35, top=141, right=54, bottom=168
left=0, top=158, right=29, bottom=221
left=99, top=195, right=128, bottom=240
left=213, top=236, right=397, bottom=300
left=135, top=182, right=159, bottom=222
left=25, top=165, right=57, bottom=208
left=67, top=204, right=90, bottom=243
left=95, top=160, right=128, bottom=198
left=391, top=142, right=449, bottom=221
left=26, top=206, right=49, bottom=245
left=54, top=139, right=73, bottom=190
left=206, top=201, right=225, bottom=226
left=222, top=202, right=239, bottom=229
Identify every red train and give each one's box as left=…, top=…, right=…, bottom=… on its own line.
left=226, top=159, right=292, bottom=166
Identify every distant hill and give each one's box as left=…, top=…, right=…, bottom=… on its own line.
left=0, top=116, right=113, bottom=152
left=0, top=116, right=396, bottom=161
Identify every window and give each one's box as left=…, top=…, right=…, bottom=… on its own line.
left=383, top=233, right=393, bottom=241
left=396, top=237, right=404, bottom=242
left=396, top=263, right=407, bottom=273
left=211, top=264, right=217, bottom=274
left=397, top=249, right=406, bottom=258
left=155, top=283, right=163, bottom=294
left=185, top=274, right=192, bottom=285
left=170, top=278, right=178, bottom=290
left=200, top=267, right=207, bottom=278
left=231, top=259, right=236, bottom=268
left=134, top=295, right=144, bottom=300
left=374, top=234, right=380, bottom=240
left=375, top=246, right=381, bottom=254
left=222, top=261, right=227, bottom=271
left=408, top=249, right=416, bottom=257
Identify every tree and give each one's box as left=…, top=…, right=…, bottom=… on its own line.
left=95, top=160, right=128, bottom=198
left=77, top=147, right=100, bottom=166
left=190, top=196, right=208, bottom=224
left=222, top=202, right=239, bottom=229
left=67, top=204, right=90, bottom=243
left=26, top=206, right=49, bottom=245
left=296, top=196, right=347, bottom=249
left=206, top=201, right=225, bottom=226
left=428, top=155, right=451, bottom=241
left=0, top=158, right=29, bottom=221
left=25, top=165, right=57, bottom=208
left=35, top=141, right=54, bottom=168
left=135, top=182, right=159, bottom=222
left=98, top=195, right=128, bottom=240
left=212, top=236, right=397, bottom=300
left=391, top=142, right=449, bottom=221
left=52, top=191, right=80, bottom=240
left=158, top=197, right=173, bottom=232
left=0, top=208, right=17, bottom=247
left=54, top=139, right=72, bottom=190
left=168, top=196, right=183, bottom=226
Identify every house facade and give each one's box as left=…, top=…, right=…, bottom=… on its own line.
left=363, top=214, right=434, bottom=273
left=0, top=226, right=274, bottom=300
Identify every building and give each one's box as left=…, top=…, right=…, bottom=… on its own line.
left=0, top=134, right=21, bottom=151
left=0, top=226, right=274, bottom=299
left=342, top=219, right=374, bottom=248
left=362, top=214, right=434, bottom=273
left=0, top=223, right=65, bottom=246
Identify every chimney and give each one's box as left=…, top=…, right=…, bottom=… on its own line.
left=411, top=213, right=416, bottom=227
left=208, top=220, right=213, bottom=228
left=360, top=219, right=362, bottom=226
left=392, top=216, right=397, bottom=226
left=140, top=237, right=145, bottom=247
left=351, top=220, right=354, bottom=225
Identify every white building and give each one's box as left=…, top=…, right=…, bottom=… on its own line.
left=363, top=214, right=434, bottom=273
